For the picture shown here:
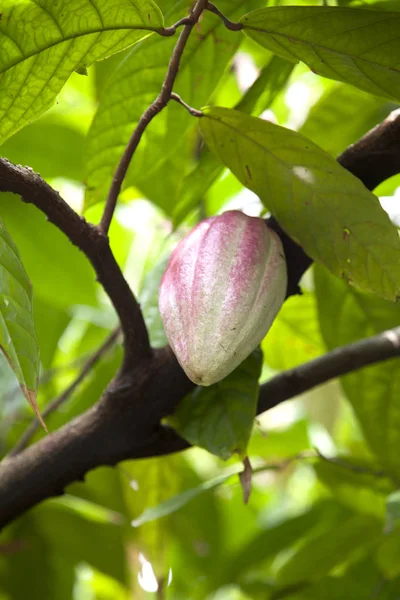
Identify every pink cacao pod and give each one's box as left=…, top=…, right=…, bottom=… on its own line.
left=159, top=210, right=287, bottom=386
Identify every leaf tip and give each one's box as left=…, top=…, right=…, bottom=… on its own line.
left=23, top=387, right=48, bottom=433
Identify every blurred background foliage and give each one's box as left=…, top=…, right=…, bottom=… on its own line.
left=1, top=0, right=400, bottom=598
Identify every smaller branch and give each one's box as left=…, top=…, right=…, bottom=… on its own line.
left=9, top=327, right=121, bottom=457
left=158, top=17, right=194, bottom=37
left=206, top=2, right=243, bottom=30
left=100, top=0, right=208, bottom=234
left=170, top=93, right=203, bottom=117
left=258, top=327, right=400, bottom=413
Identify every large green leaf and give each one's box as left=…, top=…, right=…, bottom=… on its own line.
left=240, top=6, right=400, bottom=102
left=0, top=218, right=40, bottom=421
left=84, top=0, right=261, bottom=211
left=170, top=349, right=262, bottom=460
left=315, top=264, right=400, bottom=477
left=200, top=107, right=400, bottom=301
left=0, top=0, right=163, bottom=144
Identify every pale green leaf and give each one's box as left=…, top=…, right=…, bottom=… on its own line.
left=200, top=107, right=400, bottom=301
left=170, top=349, right=262, bottom=460
left=0, top=218, right=40, bottom=420
left=241, top=6, right=400, bottom=102
left=315, top=264, right=400, bottom=477
left=262, top=292, right=325, bottom=370
left=0, top=0, right=163, bottom=144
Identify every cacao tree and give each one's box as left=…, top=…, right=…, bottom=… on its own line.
left=0, top=0, right=400, bottom=598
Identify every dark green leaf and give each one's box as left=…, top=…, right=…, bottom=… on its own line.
left=224, top=500, right=348, bottom=585
left=200, top=107, right=400, bottom=301
left=314, top=456, right=393, bottom=519
left=170, top=349, right=262, bottom=459
left=0, top=0, right=163, bottom=144
left=277, top=513, right=382, bottom=585
left=241, top=6, right=400, bottom=102
left=0, top=217, right=40, bottom=419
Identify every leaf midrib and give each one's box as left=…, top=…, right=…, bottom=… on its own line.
left=0, top=24, right=157, bottom=75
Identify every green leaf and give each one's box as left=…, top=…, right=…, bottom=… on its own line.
left=224, top=500, right=348, bottom=585
left=0, top=116, right=85, bottom=181
left=240, top=6, right=400, bottom=102
left=262, top=292, right=325, bottom=370
left=170, top=349, right=262, bottom=460
left=84, top=0, right=259, bottom=211
left=199, top=107, right=400, bottom=301
left=314, top=457, right=393, bottom=519
left=132, top=468, right=240, bottom=527
left=0, top=193, right=97, bottom=309
left=0, top=515, right=76, bottom=600
left=248, top=419, right=311, bottom=459
left=376, top=523, right=400, bottom=579
left=277, top=513, right=382, bottom=586
left=0, top=218, right=41, bottom=422
left=315, top=264, right=400, bottom=477
left=173, top=54, right=294, bottom=226
left=299, top=83, right=394, bottom=158
left=0, top=0, right=163, bottom=144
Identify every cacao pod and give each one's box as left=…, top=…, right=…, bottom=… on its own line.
left=159, top=210, right=287, bottom=386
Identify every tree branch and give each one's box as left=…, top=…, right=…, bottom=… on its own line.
left=100, top=0, right=208, bottom=234
left=257, top=327, right=400, bottom=413
left=1, top=103, right=400, bottom=531
left=0, top=160, right=151, bottom=366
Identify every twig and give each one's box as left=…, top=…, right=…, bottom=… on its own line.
left=100, top=0, right=209, bottom=234
left=9, top=327, right=121, bottom=457
left=206, top=3, right=243, bottom=31
left=258, top=327, right=400, bottom=413
left=158, top=17, right=193, bottom=37
left=170, top=93, right=203, bottom=117
left=0, top=160, right=151, bottom=366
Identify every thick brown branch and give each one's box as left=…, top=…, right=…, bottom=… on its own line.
left=0, top=160, right=151, bottom=366
left=100, top=0, right=208, bottom=234
left=0, top=350, right=193, bottom=529
left=338, top=108, right=400, bottom=191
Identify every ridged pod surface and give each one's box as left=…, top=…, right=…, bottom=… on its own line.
left=159, top=210, right=287, bottom=386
